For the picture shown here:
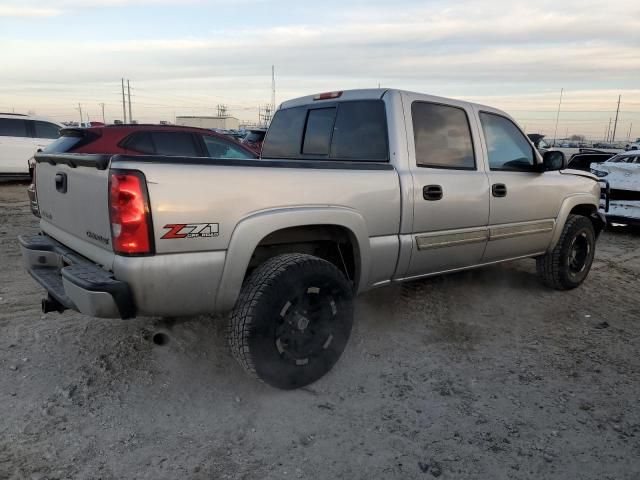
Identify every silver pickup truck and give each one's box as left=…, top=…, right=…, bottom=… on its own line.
left=20, top=89, right=605, bottom=389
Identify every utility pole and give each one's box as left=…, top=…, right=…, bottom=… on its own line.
left=121, top=78, right=127, bottom=123
left=271, top=65, right=276, bottom=111
left=99, top=103, right=105, bottom=124
left=552, top=88, right=563, bottom=147
left=611, top=94, right=621, bottom=142
left=77, top=103, right=83, bottom=125
left=127, top=80, right=133, bottom=123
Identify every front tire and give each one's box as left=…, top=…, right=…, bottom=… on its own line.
left=229, top=253, right=353, bottom=389
left=536, top=214, right=596, bottom=290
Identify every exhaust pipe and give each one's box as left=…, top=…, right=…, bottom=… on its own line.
left=42, top=295, right=66, bottom=314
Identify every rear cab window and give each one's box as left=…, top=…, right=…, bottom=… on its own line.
left=262, top=100, right=389, bottom=162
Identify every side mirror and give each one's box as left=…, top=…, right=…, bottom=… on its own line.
left=542, top=150, right=567, bottom=171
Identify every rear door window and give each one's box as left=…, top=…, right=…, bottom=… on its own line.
left=150, top=132, right=200, bottom=156
left=411, top=102, right=475, bottom=169
left=0, top=118, right=29, bottom=137
left=124, top=131, right=155, bottom=154
left=33, top=121, right=60, bottom=139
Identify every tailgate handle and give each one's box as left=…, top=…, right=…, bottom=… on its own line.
left=55, top=172, right=68, bottom=193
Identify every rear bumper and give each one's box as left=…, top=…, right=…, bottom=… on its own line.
left=19, top=234, right=134, bottom=319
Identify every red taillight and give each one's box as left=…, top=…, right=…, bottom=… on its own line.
left=27, top=157, right=40, bottom=218
left=313, top=91, right=343, bottom=101
left=109, top=170, right=154, bottom=255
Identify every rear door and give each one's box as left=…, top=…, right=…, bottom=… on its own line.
left=403, top=96, right=490, bottom=277
left=0, top=118, right=33, bottom=174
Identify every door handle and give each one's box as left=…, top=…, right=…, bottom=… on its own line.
left=492, top=183, right=507, bottom=197
left=423, top=184, right=443, bottom=201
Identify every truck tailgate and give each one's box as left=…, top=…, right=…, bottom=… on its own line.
left=35, top=154, right=115, bottom=268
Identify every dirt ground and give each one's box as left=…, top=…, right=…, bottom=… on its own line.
left=1, top=181, right=639, bottom=480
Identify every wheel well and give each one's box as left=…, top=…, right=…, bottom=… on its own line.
left=246, top=225, right=359, bottom=286
left=569, top=204, right=604, bottom=236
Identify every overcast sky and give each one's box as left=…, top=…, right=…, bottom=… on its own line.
left=0, top=0, right=638, bottom=139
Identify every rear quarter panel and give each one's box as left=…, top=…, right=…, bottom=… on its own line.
left=111, top=159, right=401, bottom=254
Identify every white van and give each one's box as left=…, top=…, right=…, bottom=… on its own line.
left=0, top=113, right=62, bottom=177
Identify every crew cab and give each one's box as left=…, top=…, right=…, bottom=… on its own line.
left=20, top=89, right=605, bottom=389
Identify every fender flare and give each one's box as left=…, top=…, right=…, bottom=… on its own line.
left=549, top=194, right=599, bottom=251
left=215, top=206, right=370, bottom=313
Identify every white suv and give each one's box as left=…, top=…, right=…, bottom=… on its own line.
left=0, top=113, right=62, bottom=177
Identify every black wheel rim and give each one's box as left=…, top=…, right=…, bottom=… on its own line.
left=568, top=231, right=590, bottom=275
left=274, top=285, right=339, bottom=366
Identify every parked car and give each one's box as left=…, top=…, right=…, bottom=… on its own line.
left=21, top=89, right=605, bottom=389
left=591, top=151, right=640, bottom=225
left=27, top=124, right=256, bottom=216
left=0, top=113, right=61, bottom=177
left=567, top=149, right=616, bottom=172
left=241, top=128, right=267, bottom=154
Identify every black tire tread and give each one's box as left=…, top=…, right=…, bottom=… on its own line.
left=536, top=214, right=593, bottom=290
left=228, top=253, right=340, bottom=382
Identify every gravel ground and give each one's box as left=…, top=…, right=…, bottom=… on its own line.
left=1, top=181, right=639, bottom=479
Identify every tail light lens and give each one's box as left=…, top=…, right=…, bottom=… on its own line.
left=109, top=170, right=154, bottom=255
left=27, top=157, right=40, bottom=218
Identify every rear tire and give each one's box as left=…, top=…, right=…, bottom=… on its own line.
left=228, top=253, right=353, bottom=389
left=536, top=214, right=596, bottom=290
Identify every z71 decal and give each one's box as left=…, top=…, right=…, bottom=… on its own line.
left=161, top=223, right=220, bottom=239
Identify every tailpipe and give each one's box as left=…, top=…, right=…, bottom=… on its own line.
left=42, top=295, right=66, bottom=314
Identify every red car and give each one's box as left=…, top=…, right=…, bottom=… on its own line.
left=38, top=124, right=256, bottom=158
left=28, top=124, right=256, bottom=215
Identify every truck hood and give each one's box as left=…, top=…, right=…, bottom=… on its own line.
left=560, top=169, right=597, bottom=181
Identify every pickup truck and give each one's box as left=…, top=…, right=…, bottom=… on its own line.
left=20, top=89, right=605, bottom=389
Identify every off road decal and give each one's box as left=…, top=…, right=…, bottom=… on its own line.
left=161, top=223, right=219, bottom=239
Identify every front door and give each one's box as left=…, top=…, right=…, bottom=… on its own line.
left=403, top=96, right=490, bottom=278
left=475, top=109, right=565, bottom=262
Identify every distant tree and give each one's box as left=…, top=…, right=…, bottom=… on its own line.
left=569, top=134, right=585, bottom=141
